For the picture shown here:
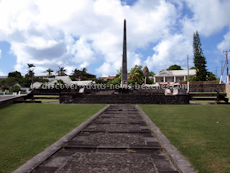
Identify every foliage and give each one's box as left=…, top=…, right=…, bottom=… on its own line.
left=107, top=77, right=121, bottom=86
left=0, top=77, right=21, bottom=85
left=146, top=77, right=153, bottom=84
left=116, top=67, right=122, bottom=78
left=1, top=85, right=10, bottom=91
left=149, top=71, right=155, bottom=76
left=70, top=76, right=77, bottom=81
left=46, top=69, right=53, bottom=76
left=33, top=77, right=49, bottom=83
left=27, top=70, right=34, bottom=80
left=167, top=64, right=183, bottom=70
left=72, top=68, right=81, bottom=78
left=188, top=76, right=196, bottom=81
left=190, top=67, right=196, bottom=69
left=193, top=31, right=207, bottom=81
left=206, top=72, right=216, bottom=81
left=11, top=85, right=21, bottom=93
left=128, top=65, right=144, bottom=84
left=8, top=71, right=23, bottom=78
left=57, top=66, right=67, bottom=76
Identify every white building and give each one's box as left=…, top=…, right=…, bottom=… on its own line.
left=32, top=76, right=93, bottom=88
left=154, top=69, right=196, bottom=83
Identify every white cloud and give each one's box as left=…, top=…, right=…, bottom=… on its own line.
left=217, top=29, right=230, bottom=51
left=0, top=70, right=5, bottom=76
left=0, top=0, right=181, bottom=76
left=181, top=0, right=230, bottom=37
left=145, top=34, right=193, bottom=72
left=0, top=49, right=2, bottom=59
left=0, top=0, right=229, bottom=77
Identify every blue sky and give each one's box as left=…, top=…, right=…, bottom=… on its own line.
left=0, top=0, right=230, bottom=80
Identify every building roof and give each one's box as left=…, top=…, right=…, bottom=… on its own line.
left=155, top=69, right=196, bottom=77
left=71, top=80, right=93, bottom=86
left=105, top=76, right=116, bottom=80
left=0, top=76, right=8, bottom=80
left=55, top=76, right=72, bottom=85
left=35, top=72, right=58, bottom=77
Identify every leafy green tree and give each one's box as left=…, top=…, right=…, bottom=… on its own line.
left=128, top=65, right=144, bottom=85
left=72, top=68, right=81, bottom=78
left=206, top=72, right=216, bottom=81
left=8, top=71, right=23, bottom=78
left=27, top=64, right=35, bottom=88
left=116, top=67, right=122, bottom=78
left=11, top=85, right=21, bottom=93
left=1, top=85, right=10, bottom=91
left=107, top=77, right=121, bottom=86
left=167, top=64, right=183, bottom=70
left=193, top=31, right=207, bottom=81
left=149, top=71, right=155, bottom=76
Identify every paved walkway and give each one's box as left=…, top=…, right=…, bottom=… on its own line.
left=14, top=105, right=196, bottom=173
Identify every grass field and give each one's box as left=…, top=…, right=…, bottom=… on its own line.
left=26, top=99, right=58, bottom=103
left=140, top=105, right=230, bottom=173
left=0, top=104, right=106, bottom=173
left=34, top=95, right=59, bottom=97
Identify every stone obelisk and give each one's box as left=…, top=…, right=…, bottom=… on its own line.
left=121, top=19, right=127, bottom=88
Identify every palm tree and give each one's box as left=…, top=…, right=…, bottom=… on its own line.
left=57, top=66, right=67, bottom=76
left=27, top=63, right=35, bottom=88
left=72, top=68, right=81, bottom=78
left=116, top=67, right=122, bottom=78
left=46, top=68, right=53, bottom=76
left=81, top=67, right=87, bottom=76
left=128, top=70, right=141, bottom=84
left=128, top=65, right=143, bottom=84
left=143, top=66, right=149, bottom=85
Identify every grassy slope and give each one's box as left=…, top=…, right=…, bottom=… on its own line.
left=0, top=104, right=106, bottom=173
left=139, top=105, right=230, bottom=173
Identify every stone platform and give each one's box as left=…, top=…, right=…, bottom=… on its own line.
left=29, top=105, right=179, bottom=173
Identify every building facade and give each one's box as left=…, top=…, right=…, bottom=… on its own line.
left=154, top=69, right=196, bottom=83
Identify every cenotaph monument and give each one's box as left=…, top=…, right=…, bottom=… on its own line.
left=121, top=19, right=128, bottom=88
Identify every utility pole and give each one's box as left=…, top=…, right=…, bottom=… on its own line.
left=215, top=67, right=218, bottom=77
left=221, top=61, right=223, bottom=74
left=220, top=57, right=227, bottom=84
left=223, top=50, right=230, bottom=84
left=187, top=55, right=189, bottom=93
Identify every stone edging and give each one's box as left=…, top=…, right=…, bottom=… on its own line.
left=13, top=105, right=110, bottom=173
left=135, top=105, right=197, bottom=173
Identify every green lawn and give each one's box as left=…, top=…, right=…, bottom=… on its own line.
left=0, top=104, right=106, bottom=173
left=34, top=95, right=59, bottom=97
left=140, top=105, right=230, bottom=173
left=26, top=99, right=58, bottom=103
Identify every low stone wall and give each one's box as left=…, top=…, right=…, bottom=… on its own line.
left=33, top=88, right=71, bottom=95
left=226, top=84, right=230, bottom=98
left=60, top=93, right=190, bottom=104
left=0, top=96, right=24, bottom=109
left=189, top=84, right=225, bottom=92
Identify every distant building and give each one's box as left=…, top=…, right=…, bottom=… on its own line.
left=154, top=69, right=196, bottom=83
left=32, top=76, right=93, bottom=88
left=0, top=76, right=7, bottom=80
left=103, top=76, right=116, bottom=81
left=35, top=72, right=58, bottom=79
left=75, top=73, right=96, bottom=80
